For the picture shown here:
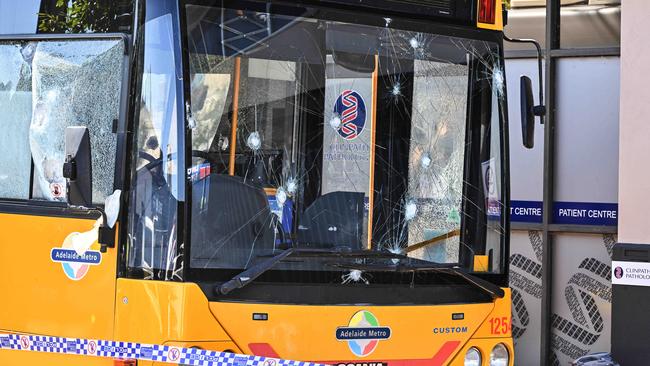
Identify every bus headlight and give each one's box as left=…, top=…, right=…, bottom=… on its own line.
left=490, top=343, right=509, bottom=366
left=464, top=347, right=481, bottom=366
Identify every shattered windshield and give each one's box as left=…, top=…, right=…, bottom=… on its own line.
left=184, top=3, right=507, bottom=282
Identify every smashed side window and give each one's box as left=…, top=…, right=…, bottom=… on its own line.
left=0, top=38, right=124, bottom=203
left=30, top=39, right=123, bottom=203
left=0, top=43, right=32, bottom=199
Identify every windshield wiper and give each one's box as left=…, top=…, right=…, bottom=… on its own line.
left=329, top=262, right=505, bottom=299
left=217, top=247, right=408, bottom=295
left=218, top=248, right=295, bottom=295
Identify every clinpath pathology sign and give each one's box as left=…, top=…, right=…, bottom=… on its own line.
left=612, top=261, right=650, bottom=287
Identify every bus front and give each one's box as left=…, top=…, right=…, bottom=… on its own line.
left=128, top=0, right=512, bottom=364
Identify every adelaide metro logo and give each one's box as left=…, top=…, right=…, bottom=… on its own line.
left=336, top=310, right=391, bottom=357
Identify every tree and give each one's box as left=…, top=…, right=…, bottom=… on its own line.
left=38, top=0, right=130, bottom=34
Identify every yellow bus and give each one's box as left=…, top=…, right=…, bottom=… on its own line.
left=0, top=0, right=530, bottom=365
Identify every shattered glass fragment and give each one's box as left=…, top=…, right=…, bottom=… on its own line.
left=386, top=242, right=404, bottom=264
left=404, top=200, right=418, bottom=221
left=276, top=186, right=287, bottom=207
left=286, top=177, right=298, bottom=195
left=329, top=113, right=341, bottom=130
left=493, top=67, right=505, bottom=96
left=420, top=153, right=431, bottom=169
left=342, top=269, right=369, bottom=285
left=409, top=37, right=420, bottom=50
left=391, top=82, right=401, bottom=97
left=246, top=131, right=261, bottom=151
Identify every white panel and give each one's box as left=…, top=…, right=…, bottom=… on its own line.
left=555, top=57, right=620, bottom=203
left=619, top=0, right=650, bottom=244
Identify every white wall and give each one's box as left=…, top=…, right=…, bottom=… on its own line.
left=618, top=0, right=650, bottom=244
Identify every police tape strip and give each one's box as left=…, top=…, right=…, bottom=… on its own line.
left=0, top=333, right=326, bottom=366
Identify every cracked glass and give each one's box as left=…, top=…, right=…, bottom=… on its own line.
left=0, top=38, right=123, bottom=203
left=184, top=3, right=507, bottom=282
left=0, top=43, right=32, bottom=199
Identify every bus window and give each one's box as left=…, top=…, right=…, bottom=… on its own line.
left=184, top=3, right=507, bottom=279
left=404, top=59, right=468, bottom=264
left=0, top=43, right=32, bottom=199
left=127, top=10, right=185, bottom=281
left=0, top=38, right=124, bottom=203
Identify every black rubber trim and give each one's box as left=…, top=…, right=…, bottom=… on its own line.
left=0, top=200, right=101, bottom=220
left=0, top=33, right=130, bottom=54
left=197, top=281, right=493, bottom=305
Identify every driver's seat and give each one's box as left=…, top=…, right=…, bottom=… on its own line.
left=190, top=174, right=276, bottom=269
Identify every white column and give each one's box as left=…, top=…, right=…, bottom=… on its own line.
left=618, top=0, right=650, bottom=243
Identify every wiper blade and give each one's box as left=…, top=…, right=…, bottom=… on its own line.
left=330, top=262, right=505, bottom=299
left=218, top=248, right=294, bottom=295
left=218, top=247, right=360, bottom=295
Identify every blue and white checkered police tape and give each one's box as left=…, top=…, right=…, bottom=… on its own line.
left=0, top=333, right=327, bottom=366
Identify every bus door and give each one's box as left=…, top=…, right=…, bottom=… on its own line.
left=0, top=35, right=129, bottom=348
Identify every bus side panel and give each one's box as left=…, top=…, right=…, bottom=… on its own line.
left=114, top=279, right=232, bottom=344
left=0, top=212, right=117, bottom=365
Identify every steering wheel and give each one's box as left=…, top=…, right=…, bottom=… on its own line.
left=138, top=150, right=164, bottom=172
left=191, top=149, right=211, bottom=161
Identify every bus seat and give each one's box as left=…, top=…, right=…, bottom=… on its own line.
left=191, top=174, right=276, bottom=269
left=296, top=191, right=364, bottom=250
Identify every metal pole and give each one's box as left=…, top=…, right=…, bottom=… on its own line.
left=229, top=57, right=242, bottom=176
left=540, top=0, right=560, bottom=364
left=367, top=54, right=379, bottom=249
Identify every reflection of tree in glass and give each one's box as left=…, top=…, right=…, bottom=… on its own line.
left=38, top=0, right=132, bottom=34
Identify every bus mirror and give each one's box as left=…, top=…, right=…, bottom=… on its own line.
left=520, top=75, right=535, bottom=149
left=63, top=126, right=93, bottom=207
